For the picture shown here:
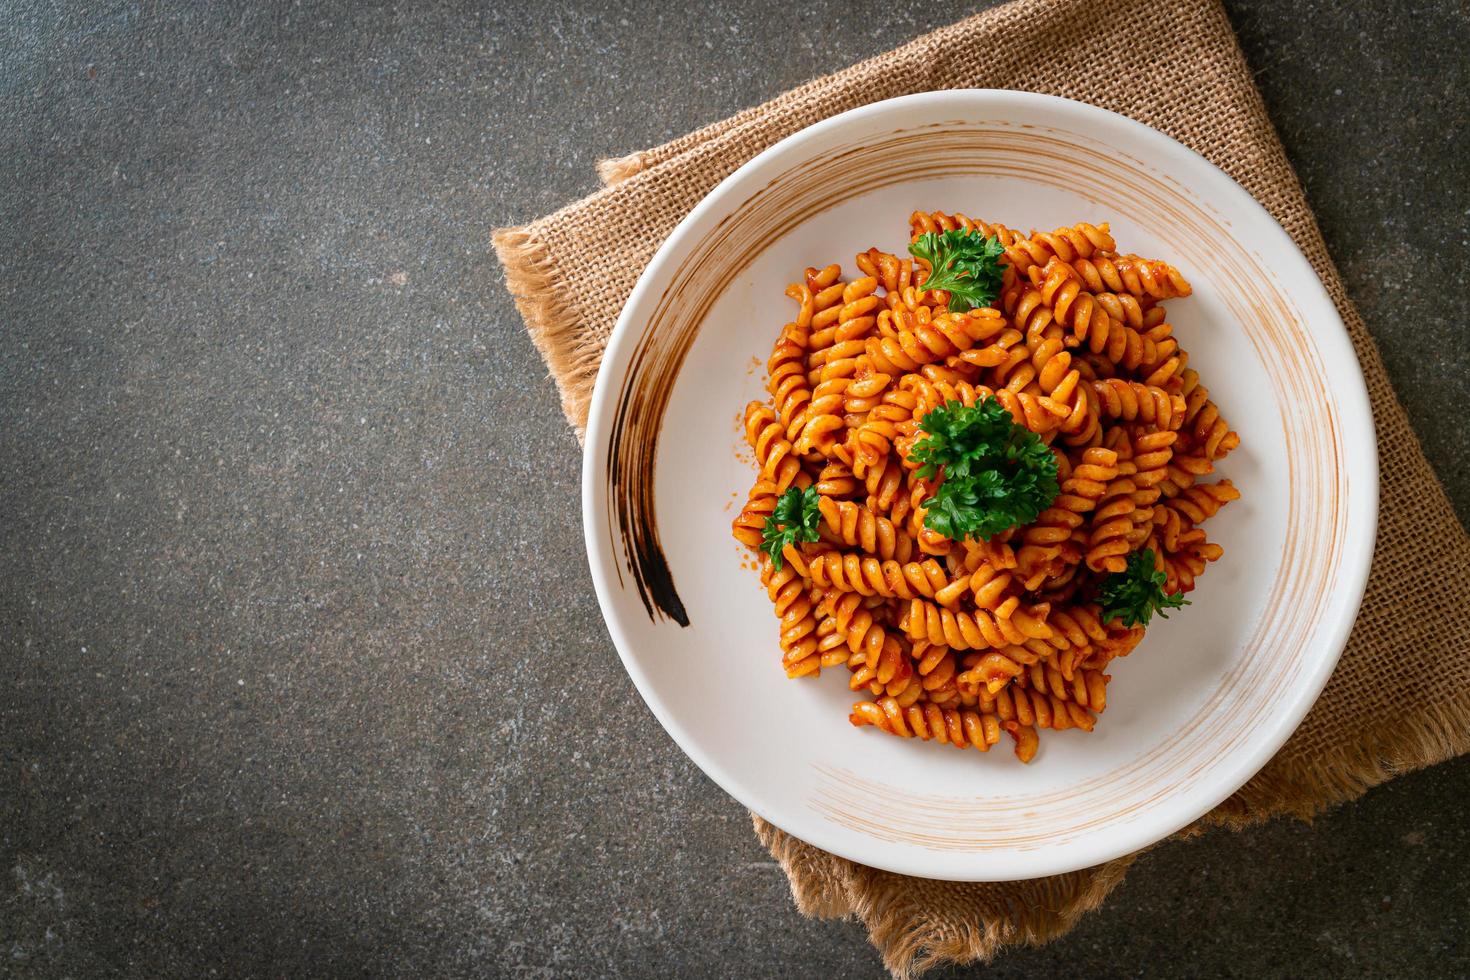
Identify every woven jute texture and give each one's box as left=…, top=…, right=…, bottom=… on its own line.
left=493, top=0, right=1470, bottom=974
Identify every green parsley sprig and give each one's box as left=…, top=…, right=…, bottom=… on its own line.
left=907, top=228, right=1007, bottom=313
left=761, top=485, right=821, bottom=571
left=1097, top=549, right=1190, bottom=627
left=907, top=399, right=1059, bottom=542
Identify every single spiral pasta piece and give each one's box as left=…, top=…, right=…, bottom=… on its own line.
left=849, top=695, right=1005, bottom=754
left=1126, top=428, right=1176, bottom=487
left=1086, top=475, right=1158, bottom=573
left=800, top=550, right=969, bottom=606
left=913, top=640, right=961, bottom=701
left=1067, top=253, right=1192, bottom=300
left=812, top=460, right=860, bottom=498
left=956, top=650, right=1027, bottom=695
left=1167, top=479, right=1240, bottom=524
left=835, top=275, right=882, bottom=338
left=1004, top=286, right=1090, bottom=434
left=1175, top=367, right=1239, bottom=460
left=816, top=496, right=914, bottom=562
left=1005, top=223, right=1117, bottom=279
left=802, top=264, right=848, bottom=347
left=1004, top=223, right=1116, bottom=281
left=1016, top=447, right=1116, bottom=579
left=983, top=683, right=1096, bottom=733
left=1020, top=663, right=1110, bottom=713
left=766, top=323, right=813, bottom=441
left=731, top=478, right=779, bottom=547
left=1157, top=536, right=1225, bottom=595
left=807, top=278, right=883, bottom=389
left=844, top=632, right=913, bottom=695
left=866, top=307, right=1010, bottom=376
left=743, top=401, right=808, bottom=492
left=901, top=596, right=1054, bottom=651
left=909, top=210, right=1024, bottom=249
left=850, top=386, right=918, bottom=468
left=1090, top=378, right=1185, bottom=430
left=822, top=589, right=889, bottom=661
left=854, top=247, right=916, bottom=295
left=761, top=556, right=820, bottom=678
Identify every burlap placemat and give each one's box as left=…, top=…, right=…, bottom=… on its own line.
left=493, top=0, right=1470, bottom=974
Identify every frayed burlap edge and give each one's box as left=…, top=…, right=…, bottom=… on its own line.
left=597, top=152, right=649, bottom=185
left=491, top=227, right=595, bottom=443
left=595, top=86, right=815, bottom=186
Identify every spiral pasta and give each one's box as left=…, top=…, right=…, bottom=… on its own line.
left=733, top=212, right=1241, bottom=763
left=1067, top=252, right=1192, bottom=300
left=799, top=549, right=968, bottom=605
left=910, top=211, right=1116, bottom=282
left=820, top=588, right=890, bottom=661
left=742, top=401, right=807, bottom=493
left=817, top=495, right=915, bottom=562
left=761, top=555, right=820, bottom=678
left=731, top=478, right=780, bottom=547
left=901, top=596, right=1054, bottom=652
left=1091, top=378, right=1186, bottom=430
left=849, top=696, right=1005, bottom=752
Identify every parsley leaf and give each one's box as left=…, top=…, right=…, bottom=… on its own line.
left=907, top=229, right=1007, bottom=313
left=1097, top=549, right=1190, bottom=627
left=761, top=485, right=822, bottom=571
left=907, top=399, right=1059, bottom=541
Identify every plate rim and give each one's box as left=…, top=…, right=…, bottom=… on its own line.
left=580, top=89, right=1379, bottom=881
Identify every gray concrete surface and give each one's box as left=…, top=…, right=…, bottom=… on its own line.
left=2, top=1, right=1466, bottom=976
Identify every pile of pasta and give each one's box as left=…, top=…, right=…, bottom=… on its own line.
left=731, top=211, right=1240, bottom=763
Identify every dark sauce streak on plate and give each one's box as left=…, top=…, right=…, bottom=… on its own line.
left=607, top=166, right=797, bottom=628
left=607, top=329, right=690, bottom=626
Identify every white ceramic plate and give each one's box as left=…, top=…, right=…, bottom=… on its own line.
left=581, top=91, right=1377, bottom=881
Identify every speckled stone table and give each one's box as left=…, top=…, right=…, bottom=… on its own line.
left=2, top=1, right=1467, bottom=976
